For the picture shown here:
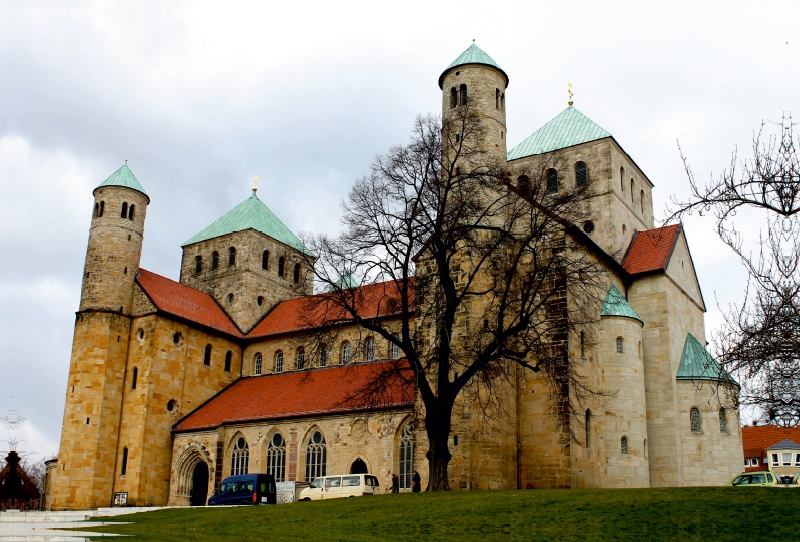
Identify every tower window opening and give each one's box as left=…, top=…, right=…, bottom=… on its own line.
left=131, top=367, right=138, bottom=390
left=167, top=399, right=175, bottom=412
left=297, top=347, right=305, bottom=370
left=622, top=224, right=627, bottom=236
left=616, top=337, right=624, bottom=354
left=195, top=255, right=202, bottom=275
left=293, top=263, right=301, bottom=284
left=120, top=447, right=128, bottom=476
left=496, top=89, right=500, bottom=109
left=580, top=331, right=586, bottom=359
left=719, top=409, right=728, bottom=433
left=620, top=167, right=625, bottom=191
left=128, top=204, right=135, bottom=220
left=575, top=162, right=588, bottom=187
left=257, top=296, right=264, bottom=306
left=204, top=344, right=212, bottom=366
left=546, top=169, right=558, bottom=194
left=211, top=251, right=219, bottom=270
left=98, top=201, right=105, bottom=217
left=690, top=407, right=702, bottom=432
left=124, top=267, right=127, bottom=275
left=227, top=293, right=234, bottom=304
left=278, top=257, right=286, bottom=277
left=128, top=235, right=131, bottom=241
left=450, top=87, right=457, bottom=108
left=262, top=250, right=270, bottom=270
left=121, top=202, right=128, bottom=218
left=274, top=351, right=282, bottom=373
left=224, top=351, right=232, bottom=372
left=228, top=247, right=236, bottom=266
left=501, top=93, right=505, bottom=111
left=500, top=131, right=504, bottom=139
left=255, top=352, right=263, bottom=375
left=517, top=175, right=530, bottom=195
left=621, top=436, right=629, bottom=454
left=173, top=332, right=182, bottom=345
left=459, top=84, right=467, bottom=105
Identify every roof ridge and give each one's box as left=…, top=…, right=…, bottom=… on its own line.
left=507, top=106, right=611, bottom=160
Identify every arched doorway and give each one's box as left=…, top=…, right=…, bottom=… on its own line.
left=189, top=461, right=209, bottom=506
left=350, top=458, right=368, bottom=474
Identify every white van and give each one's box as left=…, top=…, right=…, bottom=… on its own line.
left=299, top=474, right=380, bottom=500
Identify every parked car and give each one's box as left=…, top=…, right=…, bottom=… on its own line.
left=208, top=474, right=277, bottom=505
left=727, top=471, right=780, bottom=487
left=299, top=474, right=381, bottom=501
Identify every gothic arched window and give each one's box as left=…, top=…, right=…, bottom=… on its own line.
left=203, top=344, right=212, bottom=366
left=228, top=247, right=236, bottom=266
left=211, top=251, right=219, bottom=270
left=365, top=337, right=375, bottom=362
left=546, top=169, right=558, bottom=194
left=341, top=342, right=351, bottom=364
left=230, top=437, right=249, bottom=476
left=297, top=347, right=305, bottom=370
left=459, top=84, right=467, bottom=105
left=267, top=433, right=286, bottom=482
left=275, top=351, right=283, bottom=373
left=254, top=352, right=263, bottom=375
left=224, top=351, right=232, bottom=372
left=621, top=436, right=629, bottom=455
left=262, top=250, right=270, bottom=271
left=575, top=162, right=588, bottom=187
left=585, top=410, right=592, bottom=448
left=690, top=407, right=702, bottom=433
left=121, top=202, right=128, bottom=218
left=293, top=263, right=301, bottom=284
left=195, top=256, right=202, bottom=275
left=399, top=421, right=414, bottom=490
left=719, top=409, right=728, bottom=433
left=450, top=87, right=457, bottom=108
left=305, top=431, right=327, bottom=481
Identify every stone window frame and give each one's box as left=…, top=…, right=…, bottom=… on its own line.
left=128, top=204, right=135, bottom=220
left=620, top=166, right=625, bottom=192
left=230, top=435, right=249, bottom=476
left=574, top=161, right=588, bottom=187
left=278, top=257, right=286, bottom=278
left=274, top=351, right=283, bottom=373
left=450, top=87, right=457, bottom=109
left=690, top=407, right=702, bottom=433
left=254, top=352, right=263, bottom=375
left=516, top=175, right=530, bottom=195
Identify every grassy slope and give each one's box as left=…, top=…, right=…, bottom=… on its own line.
left=87, top=487, right=799, bottom=541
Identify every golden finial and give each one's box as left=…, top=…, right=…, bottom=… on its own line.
left=125, top=159, right=128, bottom=164
left=253, top=174, right=259, bottom=192
left=568, top=82, right=574, bottom=106
left=472, top=38, right=476, bottom=43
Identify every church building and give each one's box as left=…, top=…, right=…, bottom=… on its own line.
left=48, top=44, right=744, bottom=509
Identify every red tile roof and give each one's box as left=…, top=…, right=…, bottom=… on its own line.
left=136, top=269, right=243, bottom=337
left=248, top=279, right=414, bottom=339
left=173, top=360, right=414, bottom=432
left=742, top=425, right=800, bottom=457
left=622, top=224, right=682, bottom=275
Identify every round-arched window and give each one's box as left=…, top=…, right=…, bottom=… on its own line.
left=274, top=351, right=283, bottom=373
left=621, top=436, right=629, bottom=455
left=546, top=169, right=559, bottom=194
left=616, top=337, right=624, bottom=354
left=575, top=162, right=588, bottom=187
left=341, top=342, right=351, bottom=364
left=319, top=344, right=328, bottom=367
left=297, top=347, right=305, bottom=370
left=690, top=407, right=702, bottom=433
left=719, top=409, right=728, bottom=433
left=365, top=337, right=375, bottom=362
left=254, top=353, right=263, bottom=375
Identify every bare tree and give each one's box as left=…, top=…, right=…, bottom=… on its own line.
left=668, top=116, right=800, bottom=426
left=301, top=103, right=607, bottom=490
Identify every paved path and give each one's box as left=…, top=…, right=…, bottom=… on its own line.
left=0, top=508, right=168, bottom=541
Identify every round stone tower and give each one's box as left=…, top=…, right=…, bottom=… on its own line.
left=80, top=163, right=149, bottom=315
left=439, top=42, right=509, bottom=164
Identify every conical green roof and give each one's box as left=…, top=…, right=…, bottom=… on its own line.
left=183, top=191, right=312, bottom=255
left=439, top=43, right=508, bottom=88
left=600, top=284, right=643, bottom=324
left=95, top=164, right=149, bottom=201
left=507, top=106, right=612, bottom=161
left=676, top=333, right=738, bottom=385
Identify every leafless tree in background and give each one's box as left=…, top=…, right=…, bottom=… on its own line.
left=668, top=116, right=800, bottom=426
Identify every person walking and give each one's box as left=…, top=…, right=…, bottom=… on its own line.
left=391, top=474, right=399, bottom=493
left=411, top=470, right=421, bottom=492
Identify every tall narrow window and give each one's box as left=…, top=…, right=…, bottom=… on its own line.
left=496, top=89, right=500, bottom=109
left=230, top=437, right=249, bottom=476
left=391, top=338, right=400, bottom=359
left=517, top=175, right=530, bottom=195
left=719, top=409, right=728, bottom=433
left=203, top=344, right=212, bottom=366
left=195, top=256, right=202, bottom=275
left=630, top=179, right=635, bottom=202
left=305, top=431, right=327, bottom=481
left=459, top=84, right=467, bottom=105
left=120, top=447, right=128, bottom=476
left=616, top=337, right=624, bottom=354
left=365, top=337, right=375, bottom=362
left=450, top=87, right=457, bottom=108
left=501, top=93, right=505, bottom=111
left=690, top=407, right=702, bottom=433
left=580, top=331, right=586, bottom=359
left=575, top=162, right=588, bottom=187
left=267, top=433, right=286, bottom=482
left=620, top=167, right=625, bottom=192
left=262, top=250, right=270, bottom=270
left=341, top=342, right=351, bottom=364
left=278, top=257, right=286, bottom=277
left=228, top=247, right=236, bottom=266
left=297, top=347, right=305, bottom=370
left=121, top=202, right=128, bottom=218
left=319, top=344, right=328, bottom=367
left=98, top=201, right=105, bottom=217
left=128, top=204, right=135, bottom=220
left=254, top=353, right=263, bottom=375
left=640, top=190, right=645, bottom=213
left=585, top=410, right=592, bottom=448
left=224, top=351, right=232, bottom=372
left=546, top=169, right=558, bottom=194
left=275, top=351, right=283, bottom=373
left=621, top=436, right=629, bottom=454
left=131, top=367, right=138, bottom=390
left=211, top=251, right=219, bottom=270
left=293, top=263, right=301, bottom=284
left=399, top=422, right=414, bottom=490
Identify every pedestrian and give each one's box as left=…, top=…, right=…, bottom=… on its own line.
left=411, top=470, right=421, bottom=492
left=391, top=474, right=399, bottom=493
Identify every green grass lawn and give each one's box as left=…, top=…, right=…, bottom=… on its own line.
left=85, top=487, right=799, bottom=541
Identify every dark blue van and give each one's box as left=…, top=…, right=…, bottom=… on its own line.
left=208, top=474, right=276, bottom=505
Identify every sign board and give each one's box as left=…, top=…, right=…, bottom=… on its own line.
left=113, top=492, right=128, bottom=506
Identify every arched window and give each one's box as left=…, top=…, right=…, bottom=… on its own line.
left=459, top=84, right=467, bottom=105
left=621, top=436, right=629, bottom=454
left=267, top=433, right=286, bottom=482
left=719, top=409, right=728, bottom=433
left=224, top=351, right=232, bottom=372
left=96, top=201, right=105, bottom=217
left=262, top=250, right=270, bottom=270
left=399, top=421, right=414, bottom=490
left=496, top=89, right=500, bottom=109
left=275, top=351, right=283, bottom=373
left=450, top=87, right=457, bottom=108
left=203, top=344, right=212, bottom=366
left=616, top=337, right=624, bottom=354
left=575, top=162, right=588, bottom=187
left=228, top=247, right=236, bottom=266
left=546, top=169, right=558, bottom=194
left=690, top=407, right=702, bottom=433
left=630, top=179, right=635, bottom=202
left=319, top=344, right=328, bottom=367
left=121, top=202, right=128, bottom=218
left=580, top=331, right=586, bottom=360
left=230, top=437, right=249, bottom=476
left=517, top=175, right=530, bottom=195
left=278, top=257, right=286, bottom=277
left=305, top=431, right=327, bottom=481
left=341, top=342, right=351, bottom=364
left=254, top=353, right=263, bottom=375
left=293, top=263, right=301, bottom=284
left=297, top=347, right=305, bottom=370
left=211, top=251, right=219, bottom=270
left=195, top=256, right=202, bottom=275
left=120, top=447, right=128, bottom=476
left=620, top=167, right=625, bottom=192
left=391, top=338, right=400, bottom=359
left=640, top=190, right=645, bottom=213
left=365, top=337, right=375, bottom=362
left=131, top=367, right=138, bottom=390
left=128, top=204, right=135, bottom=220
left=585, top=410, right=592, bottom=448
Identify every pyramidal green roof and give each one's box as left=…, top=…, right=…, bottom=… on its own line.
left=182, top=190, right=312, bottom=255
left=600, top=284, right=643, bottom=324
left=439, top=43, right=508, bottom=88
left=676, top=333, right=738, bottom=385
left=95, top=164, right=149, bottom=201
left=507, top=106, right=612, bottom=161
left=329, top=274, right=358, bottom=291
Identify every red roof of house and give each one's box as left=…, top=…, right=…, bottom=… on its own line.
left=742, top=425, right=800, bottom=457
left=248, top=278, right=414, bottom=339
left=136, top=269, right=243, bottom=337
left=173, top=359, right=414, bottom=432
left=622, top=224, right=682, bottom=275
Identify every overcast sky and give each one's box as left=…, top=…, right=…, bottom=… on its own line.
left=1, top=1, right=798, bottom=461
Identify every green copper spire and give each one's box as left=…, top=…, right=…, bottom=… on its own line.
left=183, top=190, right=312, bottom=255
left=95, top=163, right=149, bottom=202
left=600, top=284, right=643, bottom=324
left=507, top=106, right=612, bottom=161
left=439, top=42, right=508, bottom=88
left=676, top=333, right=738, bottom=385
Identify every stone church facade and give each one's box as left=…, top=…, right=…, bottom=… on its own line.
left=48, top=44, right=744, bottom=510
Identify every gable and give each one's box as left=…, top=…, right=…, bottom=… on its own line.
left=664, top=231, right=705, bottom=311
